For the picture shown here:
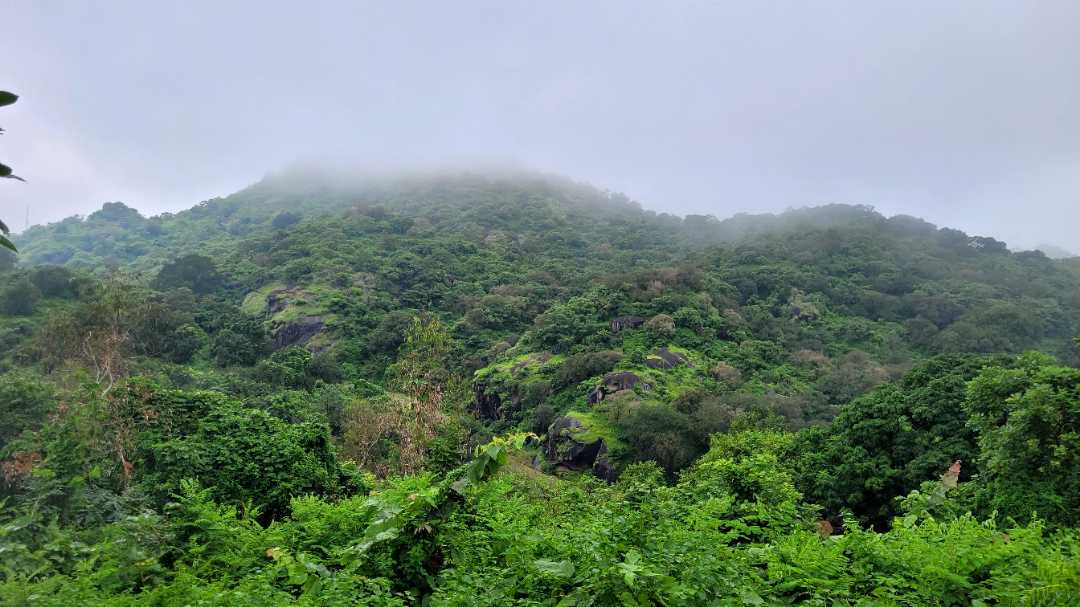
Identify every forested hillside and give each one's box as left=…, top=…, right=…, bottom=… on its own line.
left=2, top=171, right=1079, bottom=604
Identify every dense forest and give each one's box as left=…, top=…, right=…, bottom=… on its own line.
left=1, top=171, right=1078, bottom=605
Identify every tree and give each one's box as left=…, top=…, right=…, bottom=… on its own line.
left=386, top=316, right=455, bottom=473
left=644, top=313, right=676, bottom=341
left=153, top=254, right=224, bottom=295
left=617, top=404, right=704, bottom=477
left=0, top=276, right=42, bottom=315
left=964, top=352, right=1080, bottom=526
left=1, top=90, right=24, bottom=252
left=271, top=211, right=301, bottom=230
left=137, top=394, right=342, bottom=519
left=530, top=292, right=607, bottom=353
left=210, top=316, right=268, bottom=367
left=28, top=266, right=78, bottom=298
left=0, top=371, right=55, bottom=452
left=792, top=355, right=988, bottom=527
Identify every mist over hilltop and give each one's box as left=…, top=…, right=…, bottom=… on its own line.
left=4, top=2, right=1080, bottom=253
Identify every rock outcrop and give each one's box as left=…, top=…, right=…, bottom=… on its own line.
left=644, top=347, right=690, bottom=370
left=610, top=316, right=645, bottom=333
left=272, top=316, right=324, bottom=349
left=545, top=416, right=617, bottom=482
left=266, top=289, right=292, bottom=314
left=588, top=371, right=650, bottom=404
left=472, top=383, right=504, bottom=420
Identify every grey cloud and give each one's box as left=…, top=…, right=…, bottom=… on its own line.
left=2, top=1, right=1079, bottom=251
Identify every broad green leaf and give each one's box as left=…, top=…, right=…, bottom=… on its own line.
left=533, top=559, right=575, bottom=579
left=740, top=591, right=765, bottom=606
left=0, top=91, right=17, bottom=107
left=0, top=234, right=15, bottom=253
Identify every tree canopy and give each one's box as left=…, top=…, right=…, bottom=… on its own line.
left=2, top=172, right=1079, bottom=603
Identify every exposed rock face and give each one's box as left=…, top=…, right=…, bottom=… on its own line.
left=272, top=316, right=324, bottom=349
left=605, top=371, right=644, bottom=391
left=545, top=416, right=617, bottom=482
left=645, top=347, right=690, bottom=370
left=591, top=443, right=618, bottom=482
left=472, top=383, right=533, bottom=421
left=470, top=354, right=552, bottom=421
left=588, top=371, right=650, bottom=404
left=610, top=316, right=645, bottom=333
left=266, top=289, right=292, bottom=314
left=472, top=383, right=504, bottom=420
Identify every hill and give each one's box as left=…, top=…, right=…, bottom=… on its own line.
left=2, top=170, right=1079, bottom=604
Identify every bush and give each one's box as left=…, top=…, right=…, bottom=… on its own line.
left=0, top=371, right=55, bottom=453
left=554, top=350, right=621, bottom=389
left=167, top=324, right=207, bottom=363
left=138, top=399, right=343, bottom=519
left=28, top=266, right=78, bottom=298
left=965, top=352, right=1080, bottom=527
left=616, top=404, right=704, bottom=477
left=0, top=277, right=41, bottom=316
left=644, top=314, right=675, bottom=341
left=153, top=254, right=224, bottom=295
left=272, top=211, right=302, bottom=230
left=210, top=317, right=268, bottom=367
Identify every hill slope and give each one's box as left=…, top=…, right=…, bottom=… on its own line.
left=3, top=170, right=1080, bottom=603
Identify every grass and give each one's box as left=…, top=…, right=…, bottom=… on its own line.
left=240, top=282, right=286, bottom=316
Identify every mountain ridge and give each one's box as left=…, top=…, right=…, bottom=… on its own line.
left=9, top=169, right=1047, bottom=273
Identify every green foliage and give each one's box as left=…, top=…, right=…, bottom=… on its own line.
left=153, top=254, right=225, bottom=295
left=209, top=314, right=268, bottom=367
left=554, top=349, right=622, bottom=389
left=0, top=371, right=55, bottom=453
left=253, top=346, right=318, bottom=389
left=0, top=276, right=41, bottom=315
left=3, top=174, right=1080, bottom=603
left=616, top=404, right=703, bottom=477
left=792, top=354, right=990, bottom=526
left=965, top=352, right=1080, bottom=527
left=0, top=90, right=22, bottom=253
left=138, top=395, right=344, bottom=519
left=272, top=211, right=302, bottom=230
left=529, top=292, right=609, bottom=354
left=27, top=266, right=79, bottom=298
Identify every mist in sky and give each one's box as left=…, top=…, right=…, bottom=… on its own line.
left=3, top=1, right=1079, bottom=251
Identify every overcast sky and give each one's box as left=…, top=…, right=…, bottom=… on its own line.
left=3, top=1, right=1079, bottom=251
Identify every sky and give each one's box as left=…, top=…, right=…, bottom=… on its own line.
left=2, top=1, right=1079, bottom=252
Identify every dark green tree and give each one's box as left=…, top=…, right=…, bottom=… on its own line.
left=153, top=254, right=225, bottom=295
left=0, top=276, right=42, bottom=315
left=792, top=354, right=989, bottom=526
left=965, top=352, right=1080, bottom=526
left=0, top=371, right=55, bottom=453
left=137, top=395, right=342, bottom=519
left=210, top=316, right=269, bottom=367
left=271, top=211, right=301, bottom=229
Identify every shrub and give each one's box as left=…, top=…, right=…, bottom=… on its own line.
left=138, top=399, right=343, bottom=519
left=616, top=404, right=704, bottom=477
left=0, top=277, right=41, bottom=316
left=153, top=254, right=224, bottom=295
left=644, top=314, right=675, bottom=341
left=28, top=266, right=78, bottom=298
left=554, top=350, right=622, bottom=389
